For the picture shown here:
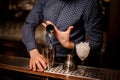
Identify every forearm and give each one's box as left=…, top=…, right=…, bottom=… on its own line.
left=22, top=0, right=46, bottom=52
left=22, top=22, right=37, bottom=52
left=62, top=41, right=74, bottom=49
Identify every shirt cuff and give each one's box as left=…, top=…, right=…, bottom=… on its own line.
left=25, top=41, right=38, bottom=52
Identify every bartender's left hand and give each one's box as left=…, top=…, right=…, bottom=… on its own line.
left=42, top=21, right=74, bottom=49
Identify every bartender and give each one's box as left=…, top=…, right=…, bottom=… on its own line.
left=22, top=0, right=102, bottom=71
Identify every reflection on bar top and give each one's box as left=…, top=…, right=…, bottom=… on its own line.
left=0, top=54, right=120, bottom=80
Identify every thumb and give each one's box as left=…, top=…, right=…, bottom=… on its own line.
left=66, top=26, right=74, bottom=33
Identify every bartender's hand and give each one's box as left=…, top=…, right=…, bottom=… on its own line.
left=29, top=49, right=47, bottom=71
left=42, top=21, right=74, bottom=49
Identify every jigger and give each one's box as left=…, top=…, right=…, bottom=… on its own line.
left=63, top=54, right=76, bottom=73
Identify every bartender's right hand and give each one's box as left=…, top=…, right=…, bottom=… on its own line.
left=29, top=49, right=47, bottom=71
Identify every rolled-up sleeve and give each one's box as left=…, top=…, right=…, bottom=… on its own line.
left=22, top=0, right=46, bottom=52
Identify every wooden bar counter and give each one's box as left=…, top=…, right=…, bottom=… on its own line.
left=0, top=54, right=120, bottom=80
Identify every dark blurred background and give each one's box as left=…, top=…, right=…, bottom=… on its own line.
left=0, top=0, right=46, bottom=57
left=0, top=0, right=120, bottom=71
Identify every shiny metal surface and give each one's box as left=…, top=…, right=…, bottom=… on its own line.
left=0, top=21, right=46, bottom=45
left=63, top=54, right=77, bottom=72
left=44, top=64, right=120, bottom=80
left=0, top=54, right=120, bottom=80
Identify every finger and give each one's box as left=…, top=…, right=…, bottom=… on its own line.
left=29, top=59, right=32, bottom=70
left=36, top=60, right=43, bottom=71
left=67, top=26, right=74, bottom=31
left=39, top=57, right=47, bottom=69
left=42, top=23, right=47, bottom=28
left=46, top=21, right=57, bottom=28
left=46, top=21, right=53, bottom=25
left=33, top=62, right=37, bottom=71
left=46, top=21, right=61, bottom=36
left=40, top=55, right=47, bottom=63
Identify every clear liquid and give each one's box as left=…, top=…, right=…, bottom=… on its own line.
left=44, top=46, right=55, bottom=70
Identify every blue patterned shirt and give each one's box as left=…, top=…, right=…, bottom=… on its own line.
left=22, top=0, right=103, bottom=57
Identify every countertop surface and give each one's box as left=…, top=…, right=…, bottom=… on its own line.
left=0, top=54, right=120, bottom=80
